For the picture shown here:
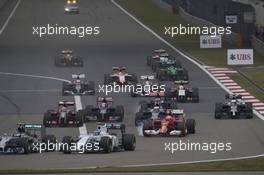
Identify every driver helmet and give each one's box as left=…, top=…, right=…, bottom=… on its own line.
left=60, top=106, right=68, bottom=112
left=97, top=124, right=108, bottom=134
left=100, top=101, right=107, bottom=108
left=179, top=85, right=184, bottom=90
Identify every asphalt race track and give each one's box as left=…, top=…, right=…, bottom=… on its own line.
left=0, top=0, right=264, bottom=169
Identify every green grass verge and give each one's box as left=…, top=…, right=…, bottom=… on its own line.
left=230, top=71, right=264, bottom=101
left=117, top=0, right=264, bottom=67
left=245, top=71, right=264, bottom=89
left=1, top=157, right=264, bottom=174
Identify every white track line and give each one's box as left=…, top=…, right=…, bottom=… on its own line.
left=0, top=72, right=71, bottom=83
left=74, top=95, right=87, bottom=136
left=111, top=0, right=264, bottom=167
left=0, top=89, right=60, bottom=93
left=0, top=0, right=21, bottom=35
left=120, top=153, right=264, bottom=168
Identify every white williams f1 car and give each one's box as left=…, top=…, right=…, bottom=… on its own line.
left=62, top=74, right=95, bottom=96
left=61, top=123, right=136, bottom=153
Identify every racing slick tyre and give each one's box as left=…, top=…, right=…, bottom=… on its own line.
left=245, top=102, right=253, bottom=119
left=131, top=74, right=138, bottom=83
left=183, top=69, right=189, bottom=80
left=62, top=136, right=73, bottom=154
left=123, top=134, right=136, bottom=151
left=152, top=61, right=158, bottom=71
left=215, top=103, right=222, bottom=119
left=174, top=60, right=182, bottom=68
left=176, top=122, right=186, bottom=137
left=104, top=74, right=111, bottom=84
left=62, top=82, right=71, bottom=96
left=146, top=57, right=151, bottom=66
left=186, top=119, right=195, bottom=134
left=142, top=120, right=153, bottom=137
left=43, top=111, right=52, bottom=127
left=76, top=110, right=84, bottom=127
left=131, top=91, right=138, bottom=97
left=42, top=135, right=57, bottom=152
left=75, top=58, right=83, bottom=67
left=5, top=138, right=30, bottom=154
left=54, top=57, right=61, bottom=67
left=135, top=112, right=143, bottom=126
left=87, top=81, right=95, bottom=95
left=100, top=137, right=112, bottom=153
left=192, top=88, right=199, bottom=103
left=139, top=100, right=148, bottom=111
left=116, top=105, right=124, bottom=122
left=83, top=105, right=94, bottom=122
left=156, top=70, right=165, bottom=81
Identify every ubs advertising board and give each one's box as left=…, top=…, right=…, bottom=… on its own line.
left=200, top=35, right=222, bottom=48
left=227, top=49, right=254, bottom=65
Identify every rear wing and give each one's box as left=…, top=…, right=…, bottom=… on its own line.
left=97, top=122, right=125, bottom=134
left=72, top=74, right=85, bottom=79
left=105, top=123, right=125, bottom=130
left=140, top=75, right=154, bottom=80
left=172, top=109, right=184, bottom=114
left=174, top=80, right=188, bottom=84
left=225, top=94, right=242, bottom=100
left=61, top=50, right=73, bottom=54
left=154, top=49, right=166, bottom=53
left=174, top=80, right=189, bottom=85
left=24, top=124, right=42, bottom=129
left=112, top=67, right=126, bottom=71
left=58, top=101, right=75, bottom=106
left=97, top=96, right=113, bottom=102
left=17, top=123, right=46, bottom=137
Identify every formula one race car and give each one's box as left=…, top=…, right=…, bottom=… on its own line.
left=146, top=49, right=169, bottom=66
left=135, top=97, right=177, bottom=126
left=151, top=56, right=182, bottom=72
left=215, top=94, right=253, bottom=119
left=55, top=50, right=83, bottom=67
left=64, top=0, right=79, bottom=14
left=156, top=66, right=189, bottom=83
left=104, top=67, right=137, bottom=85
left=142, top=109, right=195, bottom=137
left=166, top=83, right=199, bottom=103
left=131, top=75, right=166, bottom=97
left=0, top=123, right=56, bottom=154
left=43, top=101, right=83, bottom=127
left=81, top=97, right=124, bottom=122
left=62, top=74, right=95, bottom=96
left=61, top=123, right=136, bottom=153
